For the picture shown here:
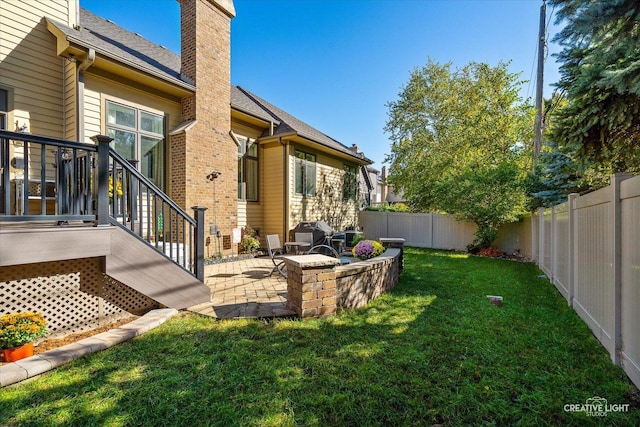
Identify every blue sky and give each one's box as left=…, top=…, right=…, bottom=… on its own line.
left=81, top=0, right=562, bottom=169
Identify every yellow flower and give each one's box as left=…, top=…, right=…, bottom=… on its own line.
left=108, top=179, right=123, bottom=198
left=0, top=312, right=48, bottom=349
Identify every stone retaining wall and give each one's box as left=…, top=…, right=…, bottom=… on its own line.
left=336, top=248, right=401, bottom=309
left=284, top=244, right=403, bottom=318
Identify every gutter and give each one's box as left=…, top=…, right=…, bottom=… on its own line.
left=65, top=35, right=196, bottom=92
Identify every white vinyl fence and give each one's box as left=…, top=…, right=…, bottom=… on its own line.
left=534, top=173, right=640, bottom=390
left=359, top=211, right=532, bottom=256
left=359, top=172, right=640, bottom=389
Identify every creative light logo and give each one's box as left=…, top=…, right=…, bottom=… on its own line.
left=564, top=396, right=630, bottom=417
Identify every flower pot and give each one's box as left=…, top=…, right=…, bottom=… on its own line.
left=2, top=341, right=34, bottom=362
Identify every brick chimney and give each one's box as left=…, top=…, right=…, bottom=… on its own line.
left=173, top=0, right=236, bottom=252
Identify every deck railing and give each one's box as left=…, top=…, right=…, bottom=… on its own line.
left=0, top=130, right=205, bottom=280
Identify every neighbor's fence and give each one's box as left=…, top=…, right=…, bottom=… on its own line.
left=359, top=173, right=640, bottom=389
left=358, top=210, right=532, bottom=257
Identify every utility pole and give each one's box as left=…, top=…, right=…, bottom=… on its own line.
left=532, top=0, right=546, bottom=174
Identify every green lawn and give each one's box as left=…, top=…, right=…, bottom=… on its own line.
left=1, top=248, right=638, bottom=426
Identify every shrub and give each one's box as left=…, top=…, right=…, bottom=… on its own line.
left=239, top=225, right=260, bottom=254
left=352, top=240, right=385, bottom=260
left=0, top=312, right=48, bottom=349
left=350, top=233, right=365, bottom=247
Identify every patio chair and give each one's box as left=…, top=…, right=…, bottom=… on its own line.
left=307, top=243, right=340, bottom=258
left=266, top=234, right=286, bottom=277
left=290, top=232, right=314, bottom=254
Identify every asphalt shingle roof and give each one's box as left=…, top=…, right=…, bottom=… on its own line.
left=231, top=86, right=279, bottom=124
left=47, top=8, right=189, bottom=88
left=49, top=9, right=368, bottom=163
left=234, top=87, right=370, bottom=163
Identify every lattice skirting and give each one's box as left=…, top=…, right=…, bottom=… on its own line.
left=0, top=258, right=161, bottom=338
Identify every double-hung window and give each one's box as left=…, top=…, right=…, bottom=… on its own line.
left=343, top=164, right=357, bottom=201
left=237, top=136, right=258, bottom=201
left=106, top=100, right=165, bottom=189
left=295, top=150, right=316, bottom=196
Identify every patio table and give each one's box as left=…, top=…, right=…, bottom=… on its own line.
left=284, top=241, right=311, bottom=254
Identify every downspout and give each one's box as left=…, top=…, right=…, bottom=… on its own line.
left=76, top=48, right=95, bottom=142
left=280, top=137, right=288, bottom=241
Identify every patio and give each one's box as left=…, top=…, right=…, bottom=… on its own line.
left=188, top=256, right=296, bottom=319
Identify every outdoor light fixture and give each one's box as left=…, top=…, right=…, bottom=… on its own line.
left=206, top=170, right=221, bottom=181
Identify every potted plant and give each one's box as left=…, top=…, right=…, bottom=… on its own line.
left=0, top=312, right=48, bottom=362
left=239, top=225, right=260, bottom=254
left=352, top=239, right=385, bottom=260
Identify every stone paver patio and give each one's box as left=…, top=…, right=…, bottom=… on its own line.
left=188, top=256, right=296, bottom=319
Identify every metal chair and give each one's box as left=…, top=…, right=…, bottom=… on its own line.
left=266, top=234, right=286, bottom=277
left=307, top=244, right=340, bottom=258
left=294, top=232, right=314, bottom=252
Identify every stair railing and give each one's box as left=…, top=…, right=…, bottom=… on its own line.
left=0, top=130, right=206, bottom=280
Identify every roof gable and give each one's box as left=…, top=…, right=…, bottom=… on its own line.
left=234, top=87, right=371, bottom=164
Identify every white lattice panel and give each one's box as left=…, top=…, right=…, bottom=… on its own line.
left=0, top=258, right=159, bottom=338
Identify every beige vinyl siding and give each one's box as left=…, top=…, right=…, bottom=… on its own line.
left=0, top=0, right=70, bottom=137
left=261, top=143, right=285, bottom=240
left=288, top=147, right=358, bottom=232
left=0, top=0, right=72, bottom=182
left=83, top=73, right=182, bottom=143
left=237, top=201, right=247, bottom=228
left=83, top=81, right=101, bottom=141
left=63, top=60, right=76, bottom=140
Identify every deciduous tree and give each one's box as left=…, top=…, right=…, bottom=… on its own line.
left=385, top=60, right=534, bottom=250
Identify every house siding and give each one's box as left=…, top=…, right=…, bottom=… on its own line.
left=288, top=145, right=359, bottom=233
left=63, top=60, right=76, bottom=140
left=261, top=142, right=285, bottom=239
left=83, top=73, right=182, bottom=142
left=0, top=0, right=71, bottom=137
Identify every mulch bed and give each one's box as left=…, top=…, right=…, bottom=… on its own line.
left=1, top=316, right=137, bottom=365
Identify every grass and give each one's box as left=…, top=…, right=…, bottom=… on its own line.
left=1, top=247, right=638, bottom=426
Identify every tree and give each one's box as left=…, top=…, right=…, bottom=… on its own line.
left=550, top=0, right=640, bottom=173
left=385, top=60, right=534, bottom=251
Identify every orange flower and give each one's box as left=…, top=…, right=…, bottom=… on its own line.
left=0, top=312, right=48, bottom=349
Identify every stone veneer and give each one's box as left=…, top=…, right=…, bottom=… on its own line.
left=284, top=245, right=403, bottom=318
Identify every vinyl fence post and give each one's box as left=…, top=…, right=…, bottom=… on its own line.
left=538, top=207, right=545, bottom=269
left=567, top=193, right=579, bottom=307
left=612, top=173, right=632, bottom=365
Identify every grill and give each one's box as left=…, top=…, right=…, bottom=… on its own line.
left=289, top=221, right=335, bottom=246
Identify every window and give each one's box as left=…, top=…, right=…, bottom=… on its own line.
left=295, top=150, right=316, bottom=196
left=237, top=136, right=258, bottom=201
left=106, top=100, right=165, bottom=188
left=343, top=164, right=358, bottom=200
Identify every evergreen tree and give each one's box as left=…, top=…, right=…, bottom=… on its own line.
left=550, top=0, right=640, bottom=172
